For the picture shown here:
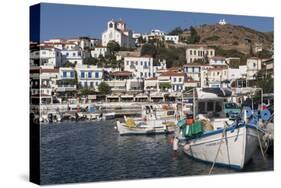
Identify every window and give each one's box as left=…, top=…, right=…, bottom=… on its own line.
left=78, top=52, right=81, bottom=56
left=81, top=71, right=85, bottom=78
left=88, top=72, right=92, bottom=78
left=90, top=82, right=93, bottom=88
left=126, top=61, right=129, bottom=66
left=70, top=71, right=74, bottom=78
left=253, top=63, right=256, bottom=68
left=140, top=61, right=143, bottom=66
left=95, top=72, right=99, bottom=78
left=63, top=71, right=67, bottom=78
left=136, top=61, right=138, bottom=66
left=215, top=102, right=222, bottom=112
left=73, top=52, right=76, bottom=56
left=207, top=102, right=214, bottom=111
left=109, top=22, right=113, bottom=28
left=144, top=62, right=147, bottom=67
left=210, top=51, right=213, bottom=56
left=194, top=50, right=196, bottom=55
left=190, top=50, right=192, bottom=55
left=198, top=102, right=205, bottom=114
left=66, top=53, right=69, bottom=56
left=144, top=72, right=147, bottom=77
left=173, top=77, right=176, bottom=82
left=179, top=78, right=182, bottom=82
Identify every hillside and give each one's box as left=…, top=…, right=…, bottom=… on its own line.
left=195, top=24, right=273, bottom=54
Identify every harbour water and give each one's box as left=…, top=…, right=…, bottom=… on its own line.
left=40, top=120, right=273, bottom=185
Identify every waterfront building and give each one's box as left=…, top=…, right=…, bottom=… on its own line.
left=186, top=45, right=215, bottom=63
left=76, top=65, right=104, bottom=90
left=30, top=68, right=59, bottom=104
left=158, top=71, right=185, bottom=92
left=57, top=67, right=77, bottom=96
left=102, top=19, right=135, bottom=48
left=106, top=71, right=133, bottom=93
left=144, top=77, right=159, bottom=92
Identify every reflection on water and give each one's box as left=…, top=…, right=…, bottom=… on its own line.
left=40, top=120, right=273, bottom=185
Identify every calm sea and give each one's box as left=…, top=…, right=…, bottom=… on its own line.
left=40, top=120, right=273, bottom=185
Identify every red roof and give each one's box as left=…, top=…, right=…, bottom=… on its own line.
left=210, top=56, right=226, bottom=61
left=145, top=77, right=157, bottom=80
left=30, top=68, right=59, bottom=74
left=160, top=72, right=185, bottom=77
left=111, top=71, right=132, bottom=77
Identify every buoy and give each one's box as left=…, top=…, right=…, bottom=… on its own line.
left=173, top=138, right=179, bottom=151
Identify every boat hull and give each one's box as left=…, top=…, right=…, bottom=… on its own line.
left=116, top=120, right=176, bottom=136
left=183, top=125, right=259, bottom=169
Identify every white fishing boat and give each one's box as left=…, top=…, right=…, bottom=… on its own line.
left=174, top=87, right=270, bottom=170
left=102, top=112, right=116, bottom=120
left=116, top=104, right=178, bottom=135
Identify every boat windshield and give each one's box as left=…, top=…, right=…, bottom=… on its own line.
left=225, top=103, right=239, bottom=109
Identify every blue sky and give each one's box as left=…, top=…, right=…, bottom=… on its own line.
left=31, top=3, right=273, bottom=41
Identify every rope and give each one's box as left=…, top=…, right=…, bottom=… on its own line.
left=209, top=125, right=227, bottom=175
left=256, top=126, right=266, bottom=161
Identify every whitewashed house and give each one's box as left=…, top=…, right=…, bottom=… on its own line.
left=159, top=71, right=185, bottom=92
left=228, top=65, right=247, bottom=81
left=164, top=35, right=179, bottom=44
left=246, top=57, right=262, bottom=80
left=144, top=77, right=159, bottom=92
left=102, top=19, right=135, bottom=48
left=61, top=47, right=83, bottom=66
left=183, top=63, right=202, bottom=82
left=30, top=68, right=59, bottom=104
left=30, top=46, right=62, bottom=68
left=186, top=46, right=215, bottom=63
left=201, top=67, right=228, bottom=87
left=124, top=56, right=166, bottom=79
left=90, top=46, right=109, bottom=58
left=76, top=65, right=103, bottom=90
left=209, top=56, right=226, bottom=66
left=57, top=67, right=77, bottom=93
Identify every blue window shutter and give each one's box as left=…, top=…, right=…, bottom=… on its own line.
left=95, top=72, right=99, bottom=78
left=88, top=72, right=92, bottom=78
left=63, top=71, right=67, bottom=78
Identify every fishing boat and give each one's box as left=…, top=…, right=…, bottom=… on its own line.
left=174, top=88, right=270, bottom=170
left=116, top=104, right=178, bottom=135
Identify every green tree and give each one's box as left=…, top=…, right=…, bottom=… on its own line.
left=186, top=26, right=200, bottom=44
left=168, top=27, right=183, bottom=35
left=79, top=88, right=96, bottom=96
left=159, top=82, right=171, bottom=91
left=84, top=57, right=98, bottom=65
left=140, top=43, right=157, bottom=57
left=256, top=49, right=273, bottom=59
left=98, top=82, right=111, bottom=94
left=63, top=61, right=75, bottom=67
left=256, top=76, right=273, bottom=93
left=107, top=40, right=120, bottom=55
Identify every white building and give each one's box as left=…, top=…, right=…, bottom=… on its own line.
left=201, top=67, right=228, bottom=87
left=124, top=56, right=166, bottom=79
left=57, top=67, right=77, bottom=93
left=102, top=19, right=135, bottom=48
left=76, top=65, right=103, bottom=90
left=30, top=68, right=59, bottom=104
left=228, top=65, right=247, bottom=81
left=61, top=48, right=83, bottom=66
left=186, top=46, right=215, bottom=63
left=30, top=46, right=62, bottom=68
left=209, top=56, right=226, bottom=66
left=90, top=46, right=109, bottom=58
left=246, top=57, right=262, bottom=80
left=219, top=19, right=227, bottom=25
left=159, top=71, right=185, bottom=92
left=164, top=35, right=179, bottom=44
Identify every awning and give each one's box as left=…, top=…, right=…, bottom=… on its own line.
left=145, top=82, right=157, bottom=87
